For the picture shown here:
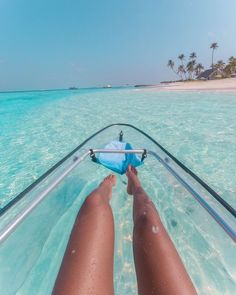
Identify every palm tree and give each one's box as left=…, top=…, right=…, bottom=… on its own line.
left=167, top=59, right=174, bottom=69
left=229, top=56, right=236, bottom=67
left=185, top=53, right=197, bottom=79
left=190, top=52, right=197, bottom=60
left=210, top=42, right=218, bottom=68
left=167, top=59, right=178, bottom=76
left=195, top=63, right=204, bottom=77
left=229, top=56, right=236, bottom=64
left=215, top=60, right=225, bottom=71
left=227, top=56, right=236, bottom=76
left=178, top=54, right=187, bottom=79
left=186, top=60, right=196, bottom=79
left=178, top=65, right=185, bottom=80
left=224, top=64, right=232, bottom=77
left=178, top=54, right=185, bottom=63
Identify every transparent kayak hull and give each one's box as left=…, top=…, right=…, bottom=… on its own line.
left=0, top=124, right=235, bottom=295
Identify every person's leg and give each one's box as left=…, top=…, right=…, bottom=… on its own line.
left=126, top=166, right=197, bottom=295
left=53, top=174, right=116, bottom=295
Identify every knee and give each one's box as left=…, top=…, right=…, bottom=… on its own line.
left=134, top=209, right=158, bottom=230
left=134, top=211, right=148, bottom=226
left=78, top=193, right=111, bottom=220
left=83, top=191, right=105, bottom=207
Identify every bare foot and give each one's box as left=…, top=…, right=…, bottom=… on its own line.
left=126, top=165, right=141, bottom=195
left=99, top=174, right=116, bottom=200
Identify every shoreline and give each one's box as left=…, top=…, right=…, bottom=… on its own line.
left=136, top=78, right=236, bottom=93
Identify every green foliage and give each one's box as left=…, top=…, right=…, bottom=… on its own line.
left=214, top=60, right=225, bottom=70
left=167, top=42, right=236, bottom=80
left=167, top=51, right=203, bottom=80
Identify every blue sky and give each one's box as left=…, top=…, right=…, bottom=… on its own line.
left=0, top=0, right=235, bottom=91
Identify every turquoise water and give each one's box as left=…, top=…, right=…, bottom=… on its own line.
left=0, top=88, right=235, bottom=294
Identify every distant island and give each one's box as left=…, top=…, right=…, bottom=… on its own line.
left=69, top=87, right=78, bottom=90
left=134, top=84, right=157, bottom=88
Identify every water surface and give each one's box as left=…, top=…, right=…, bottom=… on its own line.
left=0, top=88, right=235, bottom=294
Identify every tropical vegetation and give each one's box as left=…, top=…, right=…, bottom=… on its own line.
left=210, top=42, right=218, bottom=68
left=167, top=43, right=236, bottom=81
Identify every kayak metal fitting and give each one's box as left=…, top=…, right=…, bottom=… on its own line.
left=89, top=149, right=97, bottom=162
left=141, top=149, right=147, bottom=161
left=119, top=131, right=123, bottom=142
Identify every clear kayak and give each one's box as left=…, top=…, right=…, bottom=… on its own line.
left=0, top=123, right=235, bottom=295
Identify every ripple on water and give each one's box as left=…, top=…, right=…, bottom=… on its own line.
left=0, top=89, right=236, bottom=294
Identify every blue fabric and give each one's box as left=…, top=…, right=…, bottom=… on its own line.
left=96, top=140, right=143, bottom=174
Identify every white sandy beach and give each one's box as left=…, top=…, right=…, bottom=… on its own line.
left=148, top=78, right=236, bottom=92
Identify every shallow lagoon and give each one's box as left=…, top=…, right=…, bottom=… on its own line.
left=0, top=88, right=235, bottom=294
